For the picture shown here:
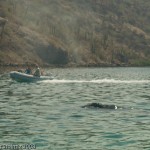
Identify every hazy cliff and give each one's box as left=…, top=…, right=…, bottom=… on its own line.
left=0, top=0, right=150, bottom=66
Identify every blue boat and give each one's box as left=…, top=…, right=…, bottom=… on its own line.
left=10, top=71, right=53, bottom=82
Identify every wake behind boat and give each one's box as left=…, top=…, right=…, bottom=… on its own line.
left=10, top=71, right=54, bottom=82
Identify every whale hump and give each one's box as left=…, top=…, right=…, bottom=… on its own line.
left=82, top=103, right=117, bottom=109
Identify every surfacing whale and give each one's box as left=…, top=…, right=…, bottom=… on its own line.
left=81, top=103, right=118, bottom=109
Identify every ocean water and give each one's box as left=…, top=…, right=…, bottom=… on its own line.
left=0, top=67, right=150, bottom=150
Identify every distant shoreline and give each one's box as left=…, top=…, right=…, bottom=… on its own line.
left=0, top=63, right=150, bottom=75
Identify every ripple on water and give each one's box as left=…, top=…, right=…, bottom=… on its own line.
left=0, top=68, right=150, bottom=149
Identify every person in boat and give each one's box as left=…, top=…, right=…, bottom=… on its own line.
left=33, top=65, right=41, bottom=77
left=25, top=66, right=32, bottom=74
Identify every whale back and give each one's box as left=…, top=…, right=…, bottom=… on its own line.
left=82, top=103, right=117, bottom=109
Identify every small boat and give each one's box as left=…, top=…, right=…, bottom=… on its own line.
left=10, top=71, right=54, bottom=82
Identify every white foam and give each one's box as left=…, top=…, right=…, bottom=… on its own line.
left=41, top=79, right=150, bottom=84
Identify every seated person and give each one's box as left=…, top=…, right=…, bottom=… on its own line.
left=25, top=66, right=32, bottom=74
left=33, top=65, right=41, bottom=77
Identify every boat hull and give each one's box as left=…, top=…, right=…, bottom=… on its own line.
left=10, top=71, right=53, bottom=82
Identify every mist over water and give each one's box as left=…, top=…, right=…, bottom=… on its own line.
left=0, top=67, right=150, bottom=150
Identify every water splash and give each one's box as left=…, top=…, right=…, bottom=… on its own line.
left=41, top=79, right=150, bottom=84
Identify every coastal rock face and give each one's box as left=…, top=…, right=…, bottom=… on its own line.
left=0, top=1, right=150, bottom=66
left=0, top=17, right=7, bottom=26
left=82, top=103, right=118, bottom=109
left=36, top=45, right=69, bottom=65
left=0, top=17, right=7, bottom=38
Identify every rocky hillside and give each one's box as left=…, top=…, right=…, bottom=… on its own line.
left=0, top=0, right=150, bottom=66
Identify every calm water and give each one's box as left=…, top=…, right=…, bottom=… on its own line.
left=0, top=67, right=150, bottom=150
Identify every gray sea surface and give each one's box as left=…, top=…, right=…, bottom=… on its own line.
left=0, top=67, right=150, bottom=150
